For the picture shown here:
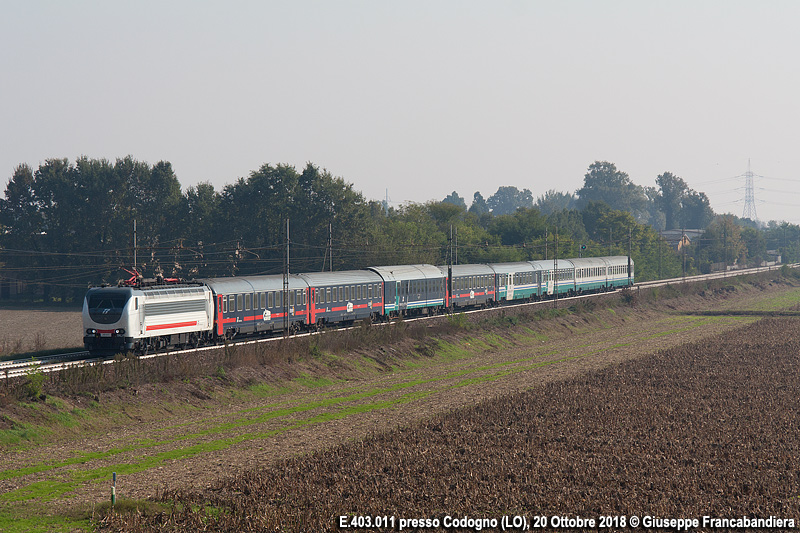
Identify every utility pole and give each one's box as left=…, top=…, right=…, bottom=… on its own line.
left=283, top=219, right=289, bottom=338
left=322, top=222, right=333, bottom=272
left=447, top=225, right=453, bottom=312
left=454, top=226, right=458, bottom=265
left=723, top=218, right=728, bottom=278
left=553, top=229, right=558, bottom=309
left=658, top=235, right=662, bottom=280
left=784, top=224, right=787, bottom=264
left=544, top=227, right=548, bottom=260
left=133, top=220, right=137, bottom=272
left=627, top=227, right=632, bottom=286
left=682, top=227, right=686, bottom=282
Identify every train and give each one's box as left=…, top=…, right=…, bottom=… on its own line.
left=82, top=255, right=634, bottom=356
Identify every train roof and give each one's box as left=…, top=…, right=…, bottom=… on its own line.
left=603, top=255, right=633, bottom=266
left=199, top=274, right=308, bottom=294
left=569, top=257, right=613, bottom=268
left=529, top=259, right=576, bottom=270
left=366, top=264, right=443, bottom=282
left=297, top=270, right=383, bottom=286
left=437, top=264, right=495, bottom=277
left=485, top=262, right=537, bottom=274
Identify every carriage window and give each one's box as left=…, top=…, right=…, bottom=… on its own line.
left=268, top=292, right=274, bottom=308
left=245, top=293, right=251, bottom=311
left=237, top=294, right=243, bottom=311
left=277, top=292, right=282, bottom=308
left=289, top=291, right=294, bottom=306
left=358, top=285, right=362, bottom=300
left=223, top=297, right=227, bottom=313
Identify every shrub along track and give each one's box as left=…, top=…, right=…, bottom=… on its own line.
left=1, top=275, right=800, bottom=530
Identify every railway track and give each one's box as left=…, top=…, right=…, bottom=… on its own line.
left=1, top=263, right=794, bottom=381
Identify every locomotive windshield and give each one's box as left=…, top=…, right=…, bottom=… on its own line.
left=86, top=289, right=131, bottom=324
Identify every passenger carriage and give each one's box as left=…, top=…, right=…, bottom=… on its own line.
left=201, top=275, right=309, bottom=339
left=367, top=264, right=445, bottom=317
left=438, top=264, right=496, bottom=308
left=298, top=270, right=384, bottom=327
left=529, top=259, right=576, bottom=297
left=604, top=255, right=634, bottom=288
left=571, top=257, right=612, bottom=293
left=487, top=262, right=539, bottom=302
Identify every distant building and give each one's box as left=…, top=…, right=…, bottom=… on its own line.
left=0, top=276, right=26, bottom=299
left=659, top=229, right=704, bottom=251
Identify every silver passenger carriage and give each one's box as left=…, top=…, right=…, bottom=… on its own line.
left=367, top=264, right=445, bottom=317
left=487, top=262, right=539, bottom=302
left=298, top=270, right=384, bottom=327
left=529, top=259, right=576, bottom=296
left=438, top=264, right=496, bottom=308
left=201, top=274, right=309, bottom=338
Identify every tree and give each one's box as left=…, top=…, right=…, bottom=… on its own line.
left=535, top=189, right=576, bottom=215
left=680, top=191, right=714, bottom=229
left=691, top=215, right=745, bottom=272
left=468, top=191, right=489, bottom=216
left=488, top=208, right=546, bottom=247
left=487, top=186, right=533, bottom=216
left=580, top=201, right=612, bottom=242
left=576, top=161, right=648, bottom=220
left=655, top=172, right=688, bottom=230
left=441, top=191, right=466, bottom=209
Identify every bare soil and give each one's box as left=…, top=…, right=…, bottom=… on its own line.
left=116, top=316, right=800, bottom=531
left=0, top=307, right=82, bottom=355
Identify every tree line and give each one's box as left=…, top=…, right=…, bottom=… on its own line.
left=0, top=157, right=797, bottom=304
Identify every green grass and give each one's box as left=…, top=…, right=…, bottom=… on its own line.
left=746, top=287, right=800, bottom=310
left=0, top=507, right=91, bottom=533
left=0, top=422, right=48, bottom=447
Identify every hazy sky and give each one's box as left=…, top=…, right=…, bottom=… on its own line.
left=3, top=1, right=800, bottom=222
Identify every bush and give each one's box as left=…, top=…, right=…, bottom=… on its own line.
left=22, top=365, right=45, bottom=399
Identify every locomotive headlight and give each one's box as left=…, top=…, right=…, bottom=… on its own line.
left=87, top=329, right=97, bottom=335
left=114, top=329, right=125, bottom=335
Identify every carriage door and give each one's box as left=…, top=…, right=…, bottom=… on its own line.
left=507, top=274, right=514, bottom=300
left=136, top=297, right=144, bottom=335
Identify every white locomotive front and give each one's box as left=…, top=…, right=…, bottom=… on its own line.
left=83, top=284, right=214, bottom=355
